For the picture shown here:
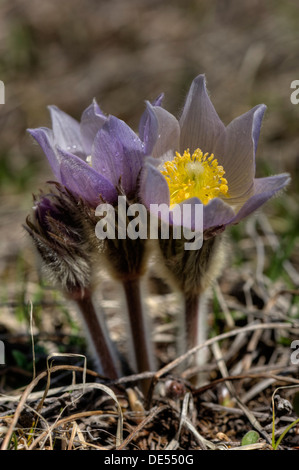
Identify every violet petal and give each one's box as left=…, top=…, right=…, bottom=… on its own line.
left=92, top=115, right=144, bottom=195
left=149, top=105, right=180, bottom=159
left=138, top=101, right=159, bottom=156
left=172, top=197, right=204, bottom=232
left=34, top=195, right=60, bottom=230
left=179, top=74, right=226, bottom=155
left=57, top=147, right=118, bottom=206
left=139, top=162, right=170, bottom=208
left=202, top=198, right=236, bottom=231
left=231, top=173, right=290, bottom=224
left=252, top=104, right=266, bottom=156
left=80, top=99, right=106, bottom=156
left=48, top=105, right=85, bottom=158
left=28, top=127, right=61, bottom=180
left=152, top=93, right=164, bottom=107
left=217, top=104, right=266, bottom=201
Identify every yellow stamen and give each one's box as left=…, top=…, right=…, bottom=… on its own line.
left=161, top=148, right=228, bottom=206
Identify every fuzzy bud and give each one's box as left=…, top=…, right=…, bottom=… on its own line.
left=24, top=183, right=96, bottom=296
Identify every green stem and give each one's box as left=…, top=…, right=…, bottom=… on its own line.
left=274, top=417, right=299, bottom=450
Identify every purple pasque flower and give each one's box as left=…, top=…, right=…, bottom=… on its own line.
left=25, top=184, right=93, bottom=293
left=28, top=98, right=160, bottom=207
left=140, top=74, right=290, bottom=234
left=25, top=184, right=121, bottom=379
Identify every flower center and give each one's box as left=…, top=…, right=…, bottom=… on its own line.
left=161, top=148, right=228, bottom=206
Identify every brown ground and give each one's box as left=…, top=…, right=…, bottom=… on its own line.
left=0, top=0, right=299, bottom=450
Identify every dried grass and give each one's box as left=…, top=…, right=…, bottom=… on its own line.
left=0, top=0, right=299, bottom=450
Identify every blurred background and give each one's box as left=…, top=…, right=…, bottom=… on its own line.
left=0, top=0, right=298, bottom=380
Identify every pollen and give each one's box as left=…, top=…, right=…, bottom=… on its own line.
left=161, top=148, right=229, bottom=206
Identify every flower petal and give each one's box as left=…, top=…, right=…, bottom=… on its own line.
left=57, top=147, right=118, bottom=206
left=252, top=104, right=266, bottom=156
left=138, top=94, right=165, bottom=154
left=172, top=197, right=203, bottom=233
left=92, top=116, right=144, bottom=196
left=33, top=195, right=60, bottom=230
left=48, top=105, right=85, bottom=158
left=28, top=127, right=61, bottom=180
left=149, top=105, right=180, bottom=159
left=139, top=162, right=170, bottom=208
left=179, top=74, right=226, bottom=155
left=152, top=93, right=164, bottom=107
left=217, top=104, right=266, bottom=201
left=202, top=198, right=236, bottom=231
left=231, top=173, right=290, bottom=224
left=80, top=99, right=106, bottom=155
left=138, top=101, right=159, bottom=155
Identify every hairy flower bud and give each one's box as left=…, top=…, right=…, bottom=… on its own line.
left=25, top=183, right=120, bottom=379
left=25, top=183, right=95, bottom=295
left=157, top=228, right=225, bottom=298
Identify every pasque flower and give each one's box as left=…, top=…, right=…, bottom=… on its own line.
left=27, top=99, right=162, bottom=282
left=139, top=74, right=290, bottom=380
left=28, top=98, right=163, bottom=208
left=140, top=74, right=290, bottom=235
left=27, top=98, right=164, bottom=393
left=27, top=74, right=290, bottom=387
left=25, top=183, right=120, bottom=379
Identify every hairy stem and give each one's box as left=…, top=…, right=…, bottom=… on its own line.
left=123, top=278, right=155, bottom=395
left=74, top=289, right=120, bottom=380
left=184, top=292, right=208, bottom=383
